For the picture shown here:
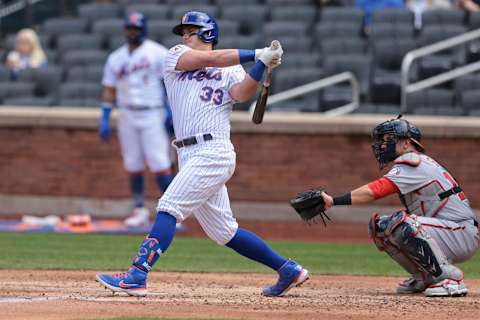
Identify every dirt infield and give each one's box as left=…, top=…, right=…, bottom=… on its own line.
left=1, top=270, right=480, bottom=320
left=1, top=221, right=479, bottom=320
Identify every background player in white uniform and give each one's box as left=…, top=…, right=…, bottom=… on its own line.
left=96, top=11, right=309, bottom=297
left=316, top=116, right=479, bottom=297
left=99, top=12, right=174, bottom=227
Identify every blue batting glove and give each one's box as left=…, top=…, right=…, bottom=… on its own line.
left=99, top=102, right=112, bottom=142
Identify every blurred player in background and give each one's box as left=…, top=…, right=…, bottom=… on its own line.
left=96, top=11, right=309, bottom=298
left=319, top=116, right=479, bottom=297
left=99, top=12, right=174, bottom=227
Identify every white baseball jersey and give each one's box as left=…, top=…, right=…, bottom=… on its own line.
left=385, top=152, right=479, bottom=263
left=162, top=44, right=245, bottom=140
left=102, top=39, right=167, bottom=110
left=157, top=44, right=246, bottom=245
left=102, top=39, right=172, bottom=173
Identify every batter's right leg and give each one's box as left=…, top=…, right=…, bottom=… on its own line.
left=96, top=211, right=177, bottom=296
left=195, top=186, right=309, bottom=297
left=369, top=211, right=467, bottom=297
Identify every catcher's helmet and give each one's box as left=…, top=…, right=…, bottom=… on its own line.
left=372, top=115, right=424, bottom=169
left=172, top=11, right=219, bottom=44
left=124, top=12, right=147, bottom=43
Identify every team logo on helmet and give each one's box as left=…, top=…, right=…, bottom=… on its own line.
left=172, top=11, right=219, bottom=45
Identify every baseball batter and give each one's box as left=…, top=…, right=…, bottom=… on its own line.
left=99, top=12, right=174, bottom=227
left=317, top=116, right=479, bottom=297
left=96, top=11, right=308, bottom=297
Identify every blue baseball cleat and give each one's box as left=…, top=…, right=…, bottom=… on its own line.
left=262, top=260, right=310, bottom=297
left=96, top=266, right=147, bottom=297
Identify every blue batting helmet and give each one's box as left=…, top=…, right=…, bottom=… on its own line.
left=372, top=115, right=424, bottom=169
left=124, top=12, right=147, bottom=43
left=172, top=11, right=219, bottom=44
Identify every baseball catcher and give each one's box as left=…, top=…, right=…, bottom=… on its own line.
left=292, top=116, right=479, bottom=297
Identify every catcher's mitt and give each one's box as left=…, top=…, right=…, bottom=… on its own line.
left=290, top=189, right=331, bottom=226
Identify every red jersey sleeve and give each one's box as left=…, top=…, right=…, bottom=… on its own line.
left=367, top=177, right=399, bottom=199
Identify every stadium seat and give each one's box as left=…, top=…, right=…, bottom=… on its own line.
left=149, top=20, right=181, bottom=42
left=370, top=38, right=417, bottom=105
left=0, top=66, right=10, bottom=82
left=372, top=8, right=414, bottom=25
left=266, top=0, right=313, bottom=5
left=406, top=88, right=459, bottom=115
left=118, top=0, right=160, bottom=7
left=84, top=83, right=102, bottom=105
left=216, top=35, right=260, bottom=50
left=461, top=90, right=480, bottom=115
left=161, top=35, right=182, bottom=50
left=62, top=50, right=108, bottom=69
left=125, top=4, right=169, bottom=20
left=421, top=9, right=465, bottom=28
left=270, top=5, right=317, bottom=24
left=321, top=38, right=366, bottom=57
left=43, top=18, right=88, bottom=35
left=171, top=6, right=219, bottom=21
left=78, top=3, right=121, bottom=23
left=92, top=19, right=125, bottom=46
left=321, top=7, right=364, bottom=31
left=57, top=34, right=103, bottom=55
left=369, top=23, right=415, bottom=43
left=263, top=22, right=309, bottom=40
left=418, top=25, right=468, bottom=80
left=215, top=20, right=240, bottom=37
left=215, top=0, right=258, bottom=6
left=66, top=66, right=86, bottom=82
left=271, top=67, right=323, bottom=112
left=375, top=104, right=402, bottom=115
left=108, top=35, right=127, bottom=51
left=323, top=55, right=372, bottom=96
left=315, top=23, right=363, bottom=43
left=17, top=67, right=62, bottom=104
left=167, top=0, right=210, bottom=5
left=270, top=36, right=311, bottom=53
left=3, top=97, right=53, bottom=107
left=468, top=11, right=480, bottom=30
left=221, top=5, right=268, bottom=35
left=280, top=53, right=320, bottom=69
left=0, top=82, right=35, bottom=103
left=59, top=83, right=85, bottom=107
left=85, top=65, right=104, bottom=83
left=454, top=74, right=480, bottom=103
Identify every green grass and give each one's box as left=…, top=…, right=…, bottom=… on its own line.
left=1, top=233, right=479, bottom=278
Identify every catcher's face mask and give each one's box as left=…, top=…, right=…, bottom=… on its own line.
left=372, top=131, right=398, bottom=169
left=372, top=116, right=425, bottom=169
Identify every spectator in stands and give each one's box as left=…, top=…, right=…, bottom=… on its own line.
left=355, top=0, right=404, bottom=32
left=407, top=0, right=454, bottom=29
left=457, top=0, right=480, bottom=11
left=5, top=28, right=47, bottom=77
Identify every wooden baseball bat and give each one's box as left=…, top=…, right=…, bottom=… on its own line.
left=252, top=40, right=279, bottom=125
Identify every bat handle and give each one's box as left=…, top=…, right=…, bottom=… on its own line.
left=264, top=67, right=273, bottom=87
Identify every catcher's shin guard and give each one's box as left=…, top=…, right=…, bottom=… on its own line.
left=132, top=237, right=163, bottom=272
left=369, top=211, right=464, bottom=294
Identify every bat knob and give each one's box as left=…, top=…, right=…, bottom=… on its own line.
left=270, top=40, right=280, bottom=50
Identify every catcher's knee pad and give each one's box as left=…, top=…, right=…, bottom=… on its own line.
left=368, top=210, right=407, bottom=251
left=370, top=211, right=456, bottom=281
